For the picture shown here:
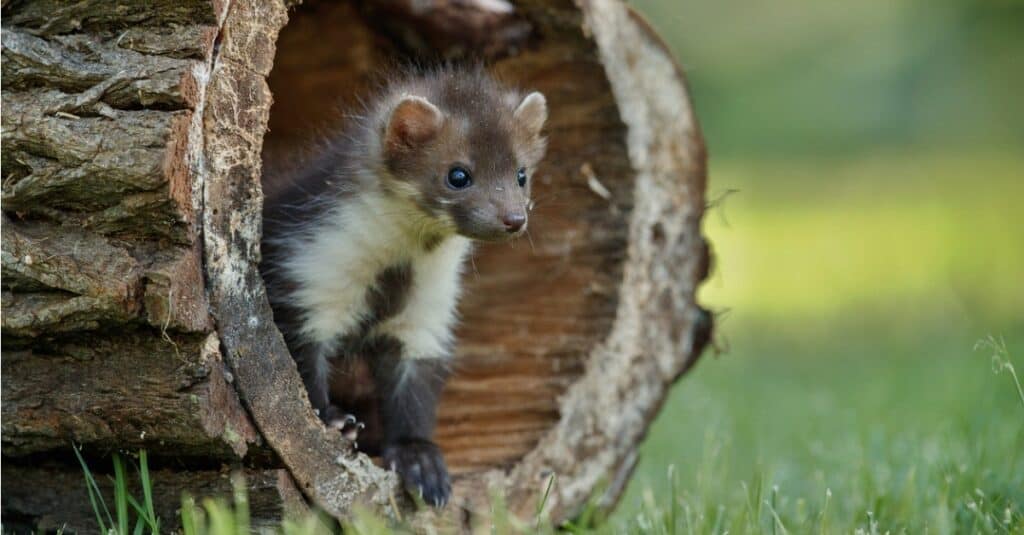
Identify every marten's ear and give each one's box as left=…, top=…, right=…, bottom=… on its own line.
left=514, top=92, right=547, bottom=137
left=385, top=95, right=444, bottom=152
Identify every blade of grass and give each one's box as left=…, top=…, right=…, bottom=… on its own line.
left=113, top=453, right=130, bottom=535
left=73, top=443, right=114, bottom=532
left=181, top=495, right=198, bottom=535
left=770, top=485, right=779, bottom=535
left=978, top=335, right=1024, bottom=410
left=742, top=476, right=764, bottom=533
left=127, top=494, right=160, bottom=535
left=819, top=488, right=831, bottom=535
left=710, top=504, right=725, bottom=535
left=668, top=465, right=677, bottom=535
left=127, top=495, right=147, bottom=516
left=765, top=498, right=790, bottom=535
left=231, top=472, right=250, bottom=535
left=202, top=498, right=235, bottom=535
left=489, top=487, right=510, bottom=535
left=682, top=500, right=695, bottom=535
left=139, top=450, right=159, bottom=534
left=535, top=473, right=556, bottom=530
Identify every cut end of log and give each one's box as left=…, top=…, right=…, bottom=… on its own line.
left=2, top=0, right=711, bottom=529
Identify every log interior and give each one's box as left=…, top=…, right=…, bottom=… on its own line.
left=262, top=0, right=634, bottom=475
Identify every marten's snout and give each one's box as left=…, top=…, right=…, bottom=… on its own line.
left=502, top=212, right=526, bottom=233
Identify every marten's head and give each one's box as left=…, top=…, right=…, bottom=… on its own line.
left=375, top=67, right=547, bottom=242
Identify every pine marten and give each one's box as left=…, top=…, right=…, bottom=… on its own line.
left=260, top=66, right=547, bottom=507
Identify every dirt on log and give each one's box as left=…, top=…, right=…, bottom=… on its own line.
left=1, top=0, right=711, bottom=531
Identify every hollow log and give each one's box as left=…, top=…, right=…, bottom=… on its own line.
left=1, top=0, right=711, bottom=531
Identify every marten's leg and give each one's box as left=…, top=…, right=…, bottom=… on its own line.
left=327, top=356, right=376, bottom=443
left=366, top=336, right=452, bottom=507
left=294, top=343, right=365, bottom=440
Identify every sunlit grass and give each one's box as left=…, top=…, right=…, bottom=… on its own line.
left=615, top=330, right=1024, bottom=534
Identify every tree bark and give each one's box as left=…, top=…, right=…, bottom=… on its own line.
left=2, top=465, right=305, bottom=533
left=1, top=0, right=711, bottom=531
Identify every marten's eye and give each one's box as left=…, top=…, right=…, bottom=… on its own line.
left=446, top=167, right=473, bottom=189
left=517, top=167, right=528, bottom=188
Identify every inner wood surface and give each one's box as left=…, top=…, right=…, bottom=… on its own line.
left=263, top=0, right=632, bottom=474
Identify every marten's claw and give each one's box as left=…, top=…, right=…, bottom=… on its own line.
left=323, top=407, right=365, bottom=442
left=383, top=439, right=451, bottom=508
left=330, top=415, right=364, bottom=442
left=343, top=420, right=366, bottom=442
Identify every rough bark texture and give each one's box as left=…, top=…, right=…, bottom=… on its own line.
left=1, top=465, right=305, bottom=533
left=1, top=0, right=710, bottom=531
left=1, top=0, right=276, bottom=530
left=1, top=330, right=260, bottom=460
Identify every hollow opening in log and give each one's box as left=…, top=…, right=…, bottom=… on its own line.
left=261, top=0, right=634, bottom=476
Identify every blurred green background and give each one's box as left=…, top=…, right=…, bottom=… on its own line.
left=614, top=0, right=1024, bottom=532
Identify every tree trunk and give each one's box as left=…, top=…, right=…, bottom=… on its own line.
left=1, top=0, right=711, bottom=531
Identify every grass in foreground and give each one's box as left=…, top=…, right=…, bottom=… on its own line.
left=72, top=448, right=160, bottom=535
left=71, top=332, right=1024, bottom=534
left=614, top=330, right=1024, bottom=534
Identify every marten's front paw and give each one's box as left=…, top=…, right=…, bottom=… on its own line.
left=383, top=439, right=451, bottom=507
left=322, top=405, right=365, bottom=442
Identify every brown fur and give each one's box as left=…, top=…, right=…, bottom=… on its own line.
left=376, top=65, right=548, bottom=241
left=260, top=65, right=548, bottom=506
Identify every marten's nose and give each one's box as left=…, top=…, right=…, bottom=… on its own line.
left=502, top=213, right=526, bottom=233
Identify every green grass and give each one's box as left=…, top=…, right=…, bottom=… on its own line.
left=73, top=448, right=161, bottom=535
left=76, top=333, right=1023, bottom=534
left=613, top=330, right=1024, bottom=534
